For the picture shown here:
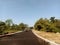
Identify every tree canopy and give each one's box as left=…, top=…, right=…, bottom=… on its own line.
left=0, top=19, right=28, bottom=35
left=34, top=17, right=60, bottom=33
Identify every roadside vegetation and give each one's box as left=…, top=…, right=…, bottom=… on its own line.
left=0, top=19, right=28, bottom=35
left=0, top=17, right=60, bottom=35
left=34, top=17, right=60, bottom=33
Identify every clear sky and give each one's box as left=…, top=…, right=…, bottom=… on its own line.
left=0, top=0, right=60, bottom=26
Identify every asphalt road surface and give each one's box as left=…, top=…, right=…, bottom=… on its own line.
left=0, top=30, right=50, bottom=45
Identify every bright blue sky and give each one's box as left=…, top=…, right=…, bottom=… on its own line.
left=0, top=0, right=60, bottom=26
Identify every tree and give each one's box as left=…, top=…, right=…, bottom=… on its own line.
left=34, top=18, right=43, bottom=30
left=34, top=17, right=60, bottom=33
left=0, top=21, right=6, bottom=34
left=5, top=19, right=13, bottom=26
left=5, top=19, right=13, bottom=29
left=18, top=23, right=28, bottom=31
left=50, top=17, right=55, bottom=23
left=11, top=24, right=18, bottom=30
left=55, top=19, right=60, bottom=29
left=34, top=18, right=49, bottom=31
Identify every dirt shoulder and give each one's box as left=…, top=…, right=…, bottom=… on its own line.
left=33, top=30, right=60, bottom=44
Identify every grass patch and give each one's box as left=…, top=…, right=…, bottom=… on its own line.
left=4, top=30, right=20, bottom=33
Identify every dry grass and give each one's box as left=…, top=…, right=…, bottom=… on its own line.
left=33, top=30, right=60, bottom=44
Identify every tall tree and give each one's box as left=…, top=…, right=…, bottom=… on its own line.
left=5, top=19, right=13, bottom=26
left=5, top=19, right=13, bottom=29
left=50, top=17, right=55, bottom=23
left=11, top=24, right=18, bottom=30
left=18, top=23, right=28, bottom=30
left=0, top=21, right=6, bottom=34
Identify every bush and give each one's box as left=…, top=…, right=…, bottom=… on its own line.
left=34, top=17, right=60, bottom=33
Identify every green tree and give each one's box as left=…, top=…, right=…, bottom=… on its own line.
left=5, top=19, right=13, bottom=26
left=55, top=19, right=60, bottom=29
left=5, top=19, right=13, bottom=29
left=34, top=17, right=60, bottom=33
left=11, top=24, right=18, bottom=30
left=0, top=21, right=6, bottom=34
left=18, top=23, right=28, bottom=31
left=34, top=18, right=49, bottom=31
left=50, top=17, right=55, bottom=23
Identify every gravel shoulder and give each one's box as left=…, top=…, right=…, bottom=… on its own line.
left=33, top=30, right=60, bottom=44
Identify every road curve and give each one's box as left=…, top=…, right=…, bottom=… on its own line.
left=0, top=30, right=50, bottom=45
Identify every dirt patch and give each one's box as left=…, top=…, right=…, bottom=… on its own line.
left=33, top=30, right=60, bottom=44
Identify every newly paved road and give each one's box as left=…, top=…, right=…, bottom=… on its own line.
left=0, top=30, right=50, bottom=45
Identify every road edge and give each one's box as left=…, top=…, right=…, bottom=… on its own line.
left=0, top=31, right=22, bottom=37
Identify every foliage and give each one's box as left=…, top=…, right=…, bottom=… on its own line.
left=18, top=23, right=28, bottom=31
left=34, top=17, right=60, bottom=33
left=5, top=19, right=13, bottom=26
left=0, top=19, right=28, bottom=35
left=0, top=21, right=6, bottom=34
left=29, top=27, right=33, bottom=29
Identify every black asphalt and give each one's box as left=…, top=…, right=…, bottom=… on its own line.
left=0, top=30, right=50, bottom=45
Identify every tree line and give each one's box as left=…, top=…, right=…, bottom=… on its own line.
left=0, top=17, right=60, bottom=35
left=34, top=17, right=60, bottom=33
left=0, top=19, right=28, bottom=35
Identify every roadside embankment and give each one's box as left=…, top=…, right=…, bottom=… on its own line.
left=32, top=30, right=60, bottom=45
left=0, top=31, right=22, bottom=38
